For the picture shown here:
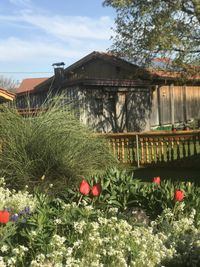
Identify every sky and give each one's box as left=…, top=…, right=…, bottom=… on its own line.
left=0, top=0, right=115, bottom=83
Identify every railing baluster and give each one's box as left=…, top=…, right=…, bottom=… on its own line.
left=140, top=137, right=144, bottom=164
left=156, top=138, right=159, bottom=162
left=132, top=137, right=137, bottom=164
left=121, top=138, right=125, bottom=163
left=182, top=137, right=186, bottom=158
left=161, top=138, right=164, bottom=162
left=187, top=137, right=191, bottom=157
left=112, top=138, right=116, bottom=159
left=166, top=138, right=170, bottom=162
left=150, top=138, right=155, bottom=163
left=171, top=137, right=174, bottom=161
left=145, top=137, right=149, bottom=164
left=177, top=138, right=180, bottom=160
left=117, top=138, right=120, bottom=161
left=126, top=138, right=131, bottom=163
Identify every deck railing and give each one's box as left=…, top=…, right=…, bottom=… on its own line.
left=101, top=130, right=200, bottom=167
left=17, top=108, right=48, bottom=116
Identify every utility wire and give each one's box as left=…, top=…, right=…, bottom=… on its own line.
left=0, top=72, right=53, bottom=74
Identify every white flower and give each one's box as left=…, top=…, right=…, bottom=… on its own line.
left=0, top=245, right=8, bottom=253
left=13, top=248, right=20, bottom=255
left=54, top=218, right=62, bottom=225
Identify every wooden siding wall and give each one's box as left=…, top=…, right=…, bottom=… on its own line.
left=126, top=90, right=151, bottom=132
left=76, top=87, right=151, bottom=133
left=150, top=85, right=200, bottom=128
left=15, top=92, right=48, bottom=109
left=15, top=84, right=200, bottom=133
left=186, top=86, right=200, bottom=119
left=173, top=86, right=184, bottom=122
left=66, top=58, right=138, bottom=81
left=159, top=86, right=171, bottom=124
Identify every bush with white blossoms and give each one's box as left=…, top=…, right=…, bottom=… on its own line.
left=154, top=203, right=200, bottom=266
left=0, top=194, right=200, bottom=267
left=0, top=178, right=37, bottom=213
left=0, top=176, right=200, bottom=267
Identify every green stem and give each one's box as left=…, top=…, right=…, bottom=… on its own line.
left=77, top=195, right=83, bottom=206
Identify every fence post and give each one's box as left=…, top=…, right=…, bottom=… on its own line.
left=170, top=84, right=174, bottom=126
left=136, top=134, right=140, bottom=168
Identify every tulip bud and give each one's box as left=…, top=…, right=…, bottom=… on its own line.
left=79, top=179, right=90, bottom=195
left=174, top=190, right=184, bottom=202
left=0, top=210, right=10, bottom=224
left=91, top=183, right=102, bottom=197
left=152, top=176, right=161, bottom=185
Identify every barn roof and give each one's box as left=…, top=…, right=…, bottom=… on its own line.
left=33, top=51, right=150, bottom=91
left=16, top=77, right=48, bottom=94
left=148, top=69, right=200, bottom=82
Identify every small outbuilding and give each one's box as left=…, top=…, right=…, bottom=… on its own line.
left=15, top=51, right=200, bottom=132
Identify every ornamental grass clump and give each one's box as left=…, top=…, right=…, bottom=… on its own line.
left=0, top=96, right=116, bottom=192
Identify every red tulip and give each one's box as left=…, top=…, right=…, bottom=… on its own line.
left=0, top=210, right=10, bottom=224
left=79, top=179, right=90, bottom=195
left=174, top=190, right=184, bottom=202
left=153, top=176, right=161, bottom=185
left=91, top=183, right=102, bottom=197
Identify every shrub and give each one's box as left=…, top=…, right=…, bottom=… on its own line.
left=0, top=181, right=200, bottom=267
left=154, top=204, right=200, bottom=267
left=0, top=193, right=174, bottom=267
left=0, top=96, right=116, bottom=192
left=76, top=168, right=200, bottom=222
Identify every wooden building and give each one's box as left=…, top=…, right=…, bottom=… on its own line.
left=15, top=51, right=200, bottom=132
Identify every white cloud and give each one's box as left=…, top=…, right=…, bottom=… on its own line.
left=21, top=13, right=113, bottom=40
left=0, top=37, right=81, bottom=61
left=0, top=37, right=110, bottom=63
left=0, top=11, right=113, bottom=41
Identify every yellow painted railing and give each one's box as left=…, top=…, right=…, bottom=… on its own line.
left=101, top=131, right=200, bottom=166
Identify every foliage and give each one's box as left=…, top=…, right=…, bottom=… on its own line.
left=103, top=0, right=200, bottom=74
left=0, top=96, right=116, bottom=192
left=0, top=179, right=200, bottom=266
left=77, top=168, right=200, bottom=221
left=0, top=184, right=200, bottom=267
left=94, top=167, right=140, bottom=210
left=155, top=205, right=200, bottom=267
left=61, top=168, right=200, bottom=223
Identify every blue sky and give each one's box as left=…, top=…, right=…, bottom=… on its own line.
left=0, top=0, right=115, bottom=83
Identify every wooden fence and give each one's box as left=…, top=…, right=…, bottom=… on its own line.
left=17, top=108, right=48, bottom=116
left=102, top=130, right=200, bottom=167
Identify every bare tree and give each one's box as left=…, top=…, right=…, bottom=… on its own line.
left=0, top=75, right=18, bottom=92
